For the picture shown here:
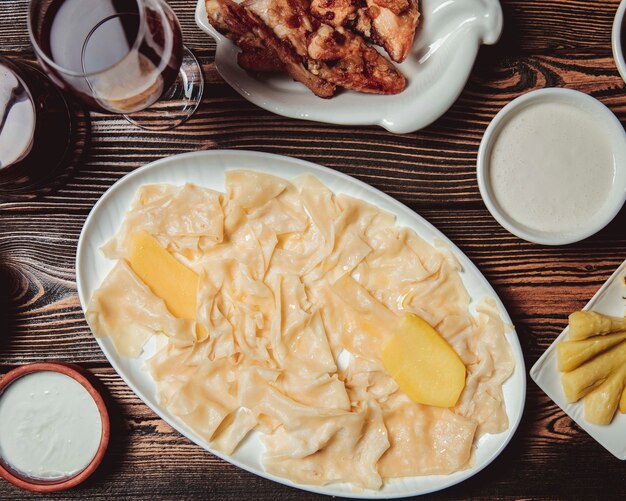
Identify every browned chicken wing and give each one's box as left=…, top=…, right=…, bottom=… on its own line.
left=205, top=0, right=409, bottom=96
left=243, top=0, right=405, bottom=94
left=216, top=0, right=338, bottom=97
left=237, top=39, right=285, bottom=72
left=305, top=24, right=406, bottom=94
left=357, top=0, right=420, bottom=63
left=206, top=0, right=284, bottom=73
left=311, top=0, right=420, bottom=63
left=311, top=0, right=358, bottom=26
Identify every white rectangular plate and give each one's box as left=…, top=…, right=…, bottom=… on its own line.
left=530, top=259, right=626, bottom=459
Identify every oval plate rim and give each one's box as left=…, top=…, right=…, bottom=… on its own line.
left=76, top=149, right=526, bottom=498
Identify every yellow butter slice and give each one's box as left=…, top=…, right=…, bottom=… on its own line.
left=382, top=313, right=466, bottom=408
left=128, top=231, right=198, bottom=320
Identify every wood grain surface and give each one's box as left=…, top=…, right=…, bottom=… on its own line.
left=1, top=0, right=625, bottom=499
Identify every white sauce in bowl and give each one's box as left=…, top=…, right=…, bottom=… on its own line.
left=489, top=101, right=616, bottom=234
left=0, top=371, right=102, bottom=480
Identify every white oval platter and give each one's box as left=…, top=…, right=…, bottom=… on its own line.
left=76, top=150, right=525, bottom=498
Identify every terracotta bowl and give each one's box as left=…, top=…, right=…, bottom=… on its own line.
left=0, top=362, right=110, bottom=493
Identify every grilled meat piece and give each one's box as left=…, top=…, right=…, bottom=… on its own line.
left=311, top=0, right=420, bottom=63
left=237, top=36, right=285, bottom=72
left=215, top=0, right=337, bottom=97
left=311, top=0, right=356, bottom=27
left=356, top=0, right=420, bottom=63
left=206, top=0, right=406, bottom=95
left=306, top=24, right=405, bottom=94
left=207, top=0, right=248, bottom=36
left=206, top=0, right=284, bottom=73
left=311, top=0, right=358, bottom=26
left=244, top=0, right=405, bottom=94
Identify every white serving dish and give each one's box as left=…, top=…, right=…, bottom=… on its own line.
left=530, top=259, right=626, bottom=460
left=76, top=150, right=526, bottom=498
left=477, top=88, right=626, bottom=246
left=194, top=0, right=503, bottom=134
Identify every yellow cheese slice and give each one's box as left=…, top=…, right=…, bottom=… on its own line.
left=382, top=313, right=466, bottom=408
left=128, top=231, right=198, bottom=320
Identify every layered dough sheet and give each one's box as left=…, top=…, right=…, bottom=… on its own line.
left=87, top=170, right=514, bottom=490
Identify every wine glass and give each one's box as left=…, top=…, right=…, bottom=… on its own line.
left=28, top=0, right=203, bottom=130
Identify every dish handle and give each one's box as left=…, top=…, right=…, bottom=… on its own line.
left=475, top=0, right=504, bottom=45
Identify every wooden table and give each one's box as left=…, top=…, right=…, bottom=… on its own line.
left=1, top=0, right=625, bottom=499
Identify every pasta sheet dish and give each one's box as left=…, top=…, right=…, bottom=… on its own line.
left=87, top=170, right=514, bottom=490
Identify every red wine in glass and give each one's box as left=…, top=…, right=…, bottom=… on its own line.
left=0, top=57, right=73, bottom=193
left=28, top=0, right=203, bottom=129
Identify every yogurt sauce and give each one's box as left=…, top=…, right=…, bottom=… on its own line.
left=489, top=101, right=616, bottom=234
left=0, top=371, right=102, bottom=480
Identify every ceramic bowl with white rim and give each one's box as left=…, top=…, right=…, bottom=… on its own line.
left=477, top=88, right=626, bottom=246
left=195, top=0, right=503, bottom=134
left=612, top=0, right=626, bottom=83
left=76, top=150, right=526, bottom=498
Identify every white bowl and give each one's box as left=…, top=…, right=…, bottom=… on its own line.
left=195, top=0, right=503, bottom=134
left=477, top=88, right=626, bottom=246
left=612, top=0, right=626, bottom=83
